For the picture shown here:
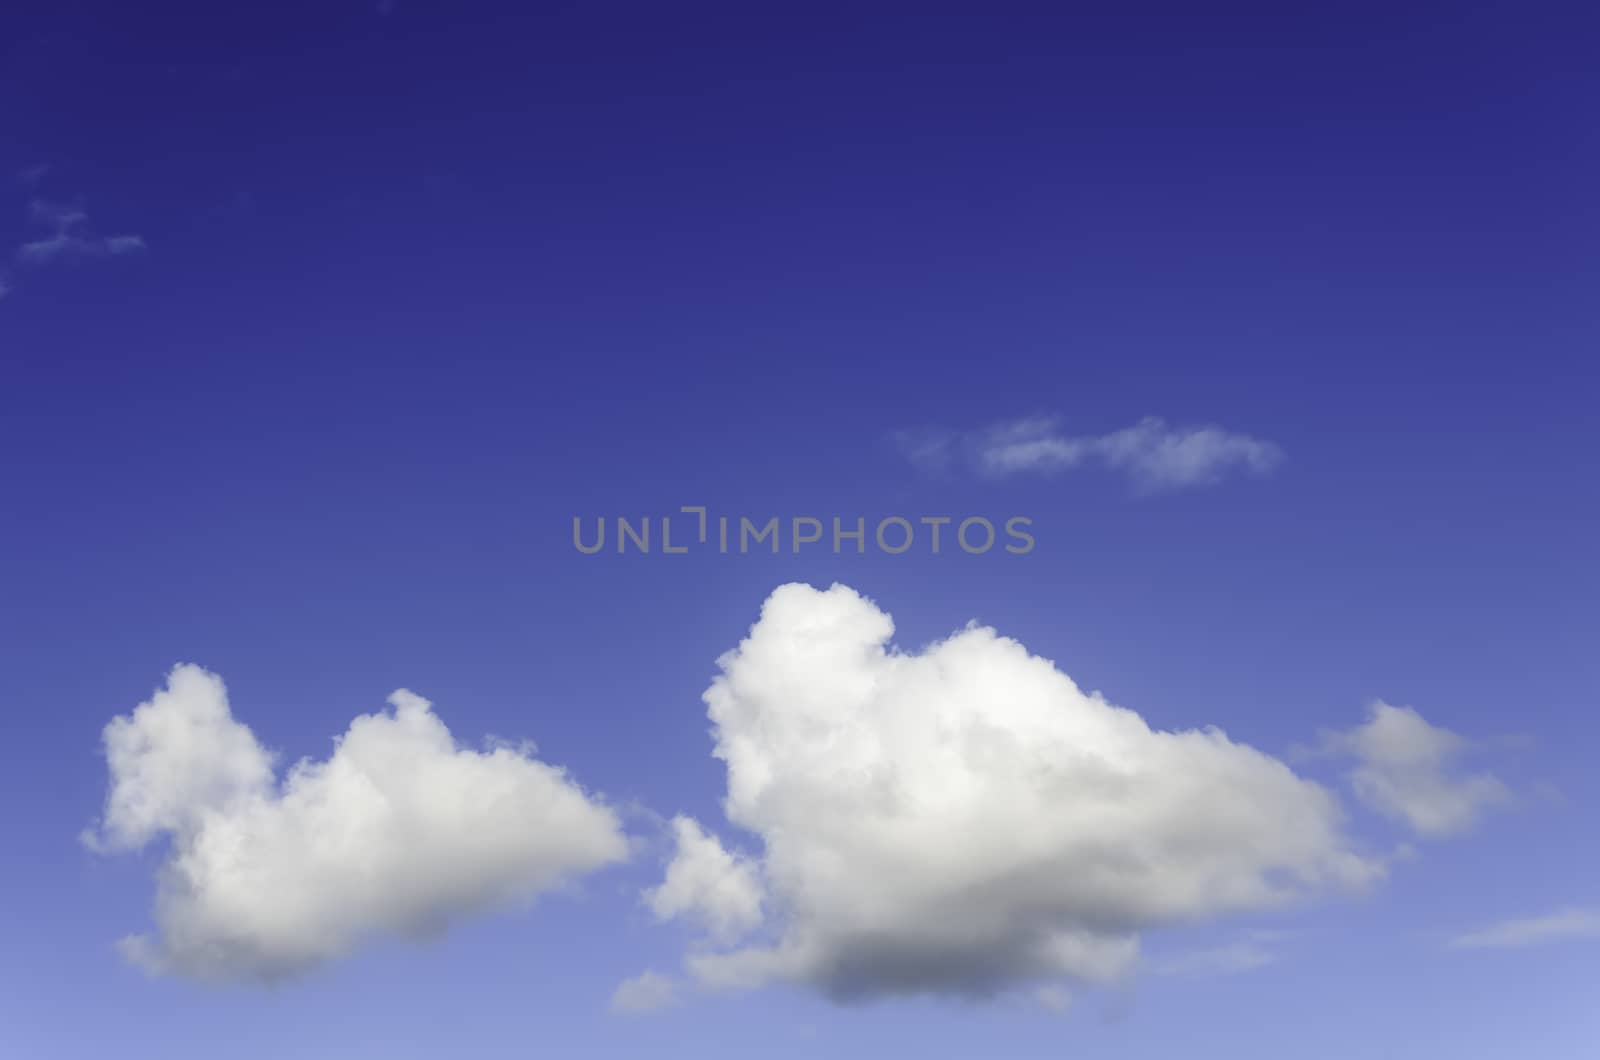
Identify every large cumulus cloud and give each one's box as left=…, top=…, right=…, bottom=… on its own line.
left=651, top=583, right=1384, bottom=1001
left=89, top=664, right=628, bottom=981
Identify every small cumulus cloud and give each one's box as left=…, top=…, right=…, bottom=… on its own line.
left=894, top=416, right=1283, bottom=492
left=644, top=816, right=764, bottom=943
left=1323, top=702, right=1511, bottom=838
left=87, top=665, right=628, bottom=982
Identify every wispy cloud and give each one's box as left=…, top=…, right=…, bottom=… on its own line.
left=18, top=199, right=146, bottom=265
left=1149, top=931, right=1290, bottom=977
left=1322, top=702, right=1511, bottom=838
left=1449, top=908, right=1600, bottom=951
left=894, top=415, right=1284, bottom=492
left=1034, top=985, right=1073, bottom=1013
left=609, top=970, right=681, bottom=1014
left=2, top=177, right=146, bottom=300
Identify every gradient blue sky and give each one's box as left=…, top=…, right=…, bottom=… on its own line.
left=2, top=2, right=1598, bottom=1056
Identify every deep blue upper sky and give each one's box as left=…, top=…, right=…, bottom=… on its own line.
left=2, top=3, right=1597, bottom=1057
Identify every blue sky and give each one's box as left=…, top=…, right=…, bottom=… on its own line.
left=2, top=2, right=1597, bottom=1056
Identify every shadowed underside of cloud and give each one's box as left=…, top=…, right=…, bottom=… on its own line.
left=88, top=665, right=628, bottom=982
left=894, top=416, right=1284, bottom=492
left=647, top=583, right=1384, bottom=1003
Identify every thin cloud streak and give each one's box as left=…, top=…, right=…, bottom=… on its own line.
left=895, top=415, right=1284, bottom=492
left=1450, top=909, right=1600, bottom=951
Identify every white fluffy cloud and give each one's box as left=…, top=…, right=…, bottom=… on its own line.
left=1324, top=702, right=1510, bottom=837
left=895, top=416, right=1283, bottom=491
left=89, top=665, right=628, bottom=982
left=644, top=816, right=764, bottom=942
left=650, top=583, right=1381, bottom=1002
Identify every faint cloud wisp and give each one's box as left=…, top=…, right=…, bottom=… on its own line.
left=1450, top=909, right=1600, bottom=951
left=894, top=415, right=1284, bottom=492
left=0, top=169, right=146, bottom=299
left=19, top=199, right=146, bottom=265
